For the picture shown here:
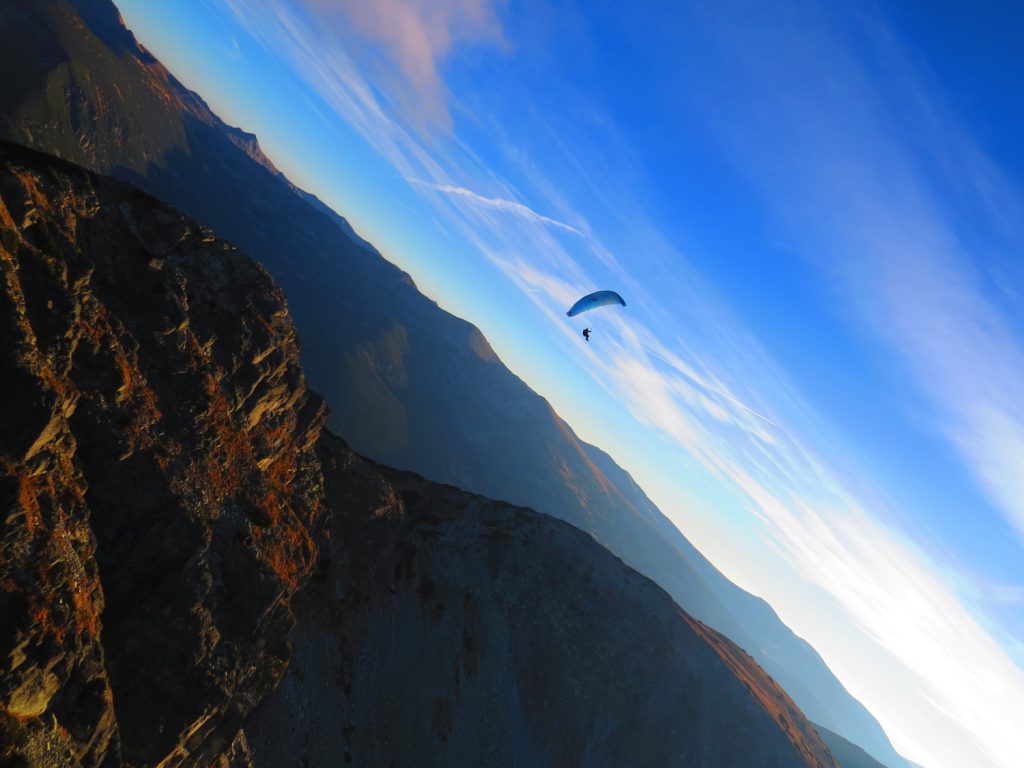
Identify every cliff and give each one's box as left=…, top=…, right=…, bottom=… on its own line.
left=0, top=141, right=326, bottom=766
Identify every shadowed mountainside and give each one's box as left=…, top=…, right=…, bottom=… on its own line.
left=248, top=434, right=838, bottom=768
left=816, top=725, right=889, bottom=768
left=0, top=3, right=907, bottom=766
left=0, top=141, right=842, bottom=768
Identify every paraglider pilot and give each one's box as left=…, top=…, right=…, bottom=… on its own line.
left=582, top=328, right=591, bottom=342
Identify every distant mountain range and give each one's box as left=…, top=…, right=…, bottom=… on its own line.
left=0, top=2, right=911, bottom=767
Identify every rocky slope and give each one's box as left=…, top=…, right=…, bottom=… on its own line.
left=249, top=435, right=838, bottom=768
left=0, top=141, right=326, bottom=766
left=0, top=3, right=907, bottom=766
left=0, top=143, right=842, bottom=768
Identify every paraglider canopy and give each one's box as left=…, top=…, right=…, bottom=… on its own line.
left=566, top=290, right=627, bottom=317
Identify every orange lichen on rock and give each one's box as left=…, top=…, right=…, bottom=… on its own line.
left=15, top=470, right=44, bottom=536
left=77, top=303, right=109, bottom=347
left=28, top=604, right=65, bottom=645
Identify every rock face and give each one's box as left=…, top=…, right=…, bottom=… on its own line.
left=0, top=6, right=908, bottom=766
left=0, top=144, right=841, bottom=768
left=250, top=438, right=838, bottom=768
left=0, top=142, right=326, bottom=766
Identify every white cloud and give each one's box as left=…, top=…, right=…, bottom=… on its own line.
left=656, top=4, right=1024, bottom=764
left=823, top=200, right=1024, bottom=545
left=681, top=0, right=1024, bottom=547
left=225, top=34, right=243, bottom=60
left=298, top=0, right=504, bottom=128
left=404, top=178, right=584, bottom=235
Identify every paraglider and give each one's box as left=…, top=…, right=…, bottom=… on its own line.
left=567, top=290, right=625, bottom=344
left=566, top=290, right=627, bottom=317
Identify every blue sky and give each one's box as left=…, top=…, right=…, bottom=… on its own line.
left=115, top=1, right=1024, bottom=765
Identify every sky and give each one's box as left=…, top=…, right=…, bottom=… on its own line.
left=114, top=1, right=1024, bottom=765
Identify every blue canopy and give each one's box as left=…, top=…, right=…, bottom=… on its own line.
left=566, top=290, right=627, bottom=317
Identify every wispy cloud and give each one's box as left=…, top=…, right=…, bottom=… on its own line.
left=658, top=4, right=1024, bottom=764
left=404, top=178, right=584, bottom=235
left=224, top=34, right=243, bottom=60
left=297, top=0, right=504, bottom=128
left=221, top=0, right=456, bottom=184
left=681, top=1, right=1024, bottom=547
left=989, top=585, right=1024, bottom=605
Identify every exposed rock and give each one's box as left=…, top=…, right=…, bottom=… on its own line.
left=248, top=436, right=839, bottom=767
left=0, top=142, right=325, bottom=767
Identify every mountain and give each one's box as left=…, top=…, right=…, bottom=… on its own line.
left=815, top=725, right=889, bottom=768
left=0, top=3, right=908, bottom=766
left=0, top=140, right=841, bottom=768
left=247, top=434, right=838, bottom=768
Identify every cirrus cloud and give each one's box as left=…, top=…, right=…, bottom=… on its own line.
left=300, top=0, right=505, bottom=128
